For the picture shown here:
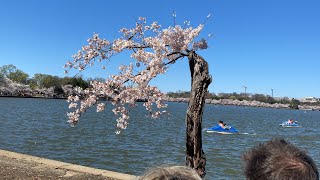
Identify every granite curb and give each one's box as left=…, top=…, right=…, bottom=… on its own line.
left=0, top=149, right=138, bottom=180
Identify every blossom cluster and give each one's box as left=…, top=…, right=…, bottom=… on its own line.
left=65, top=17, right=207, bottom=133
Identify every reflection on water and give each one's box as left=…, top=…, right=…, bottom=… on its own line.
left=0, top=97, right=319, bottom=179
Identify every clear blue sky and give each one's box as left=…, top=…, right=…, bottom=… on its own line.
left=0, top=0, right=319, bottom=99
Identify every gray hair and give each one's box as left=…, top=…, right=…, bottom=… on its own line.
left=139, top=165, right=202, bottom=180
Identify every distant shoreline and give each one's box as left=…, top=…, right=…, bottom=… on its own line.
left=2, top=95, right=320, bottom=111
left=167, top=97, right=320, bottom=111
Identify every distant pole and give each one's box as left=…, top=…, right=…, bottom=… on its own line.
left=242, top=86, right=247, bottom=95
left=271, top=88, right=274, bottom=98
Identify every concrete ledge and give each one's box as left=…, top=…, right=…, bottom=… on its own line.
left=0, top=149, right=138, bottom=180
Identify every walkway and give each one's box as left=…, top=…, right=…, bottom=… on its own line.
left=0, top=149, right=138, bottom=180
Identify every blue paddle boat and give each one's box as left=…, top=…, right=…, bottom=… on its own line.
left=279, top=121, right=300, bottom=127
left=206, top=125, right=239, bottom=134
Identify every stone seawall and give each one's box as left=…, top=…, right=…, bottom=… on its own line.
left=0, top=149, right=138, bottom=180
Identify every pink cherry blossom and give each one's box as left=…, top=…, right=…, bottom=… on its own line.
left=64, top=17, right=208, bottom=133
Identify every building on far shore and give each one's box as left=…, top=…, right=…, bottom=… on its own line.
left=299, top=97, right=319, bottom=103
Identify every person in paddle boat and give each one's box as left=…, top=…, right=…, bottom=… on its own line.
left=218, top=121, right=230, bottom=130
left=287, top=119, right=294, bottom=124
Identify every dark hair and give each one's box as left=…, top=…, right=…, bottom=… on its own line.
left=242, top=138, right=319, bottom=180
left=219, top=120, right=224, bottom=124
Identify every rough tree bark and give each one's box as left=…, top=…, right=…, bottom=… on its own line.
left=185, top=51, right=212, bottom=178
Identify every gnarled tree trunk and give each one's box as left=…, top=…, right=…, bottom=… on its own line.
left=185, top=51, right=212, bottom=178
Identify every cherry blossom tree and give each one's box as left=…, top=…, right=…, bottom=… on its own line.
left=64, top=15, right=212, bottom=177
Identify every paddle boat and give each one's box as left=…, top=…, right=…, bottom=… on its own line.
left=279, top=121, right=300, bottom=127
left=206, top=125, right=239, bottom=134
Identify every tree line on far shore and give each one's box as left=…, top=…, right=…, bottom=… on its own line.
left=0, top=64, right=96, bottom=98
left=167, top=91, right=319, bottom=110
left=1, top=64, right=318, bottom=109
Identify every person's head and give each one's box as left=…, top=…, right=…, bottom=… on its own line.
left=242, top=138, right=319, bottom=180
left=219, top=120, right=224, bottom=124
left=139, top=165, right=202, bottom=180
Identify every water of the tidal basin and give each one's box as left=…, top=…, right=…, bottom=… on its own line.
left=0, top=97, right=319, bottom=179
